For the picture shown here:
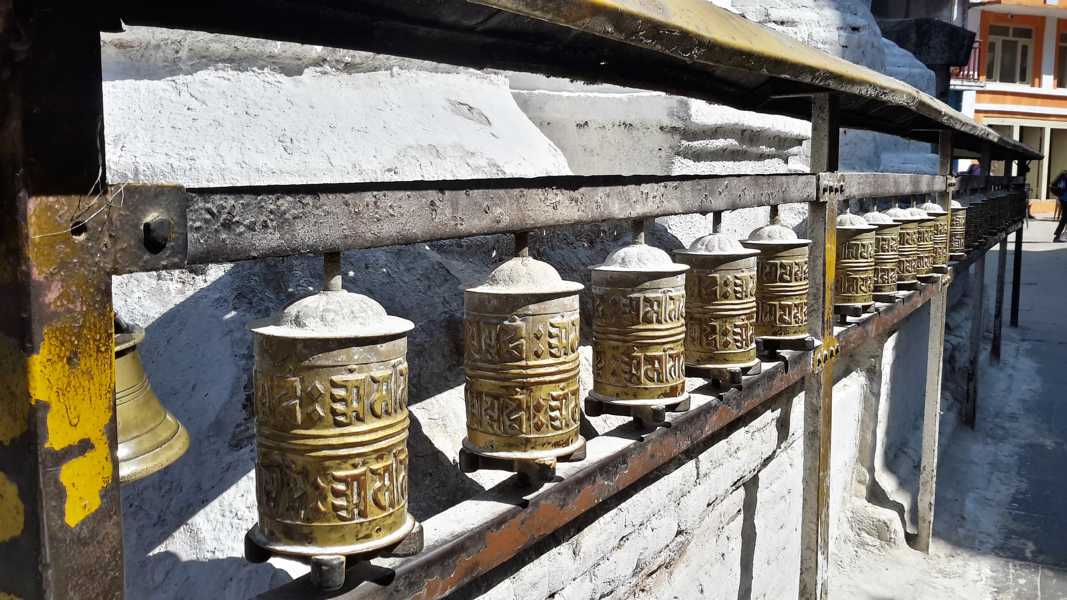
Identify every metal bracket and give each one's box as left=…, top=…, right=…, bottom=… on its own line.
left=109, top=184, right=190, bottom=274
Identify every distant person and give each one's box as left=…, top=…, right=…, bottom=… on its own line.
left=1047, top=169, right=1067, bottom=242
left=967, top=163, right=982, bottom=176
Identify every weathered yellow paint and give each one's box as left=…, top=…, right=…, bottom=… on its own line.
left=25, top=196, right=115, bottom=528
left=0, top=592, right=22, bottom=600
left=0, top=472, right=24, bottom=543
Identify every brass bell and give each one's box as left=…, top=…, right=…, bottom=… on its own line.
left=246, top=253, right=419, bottom=586
left=919, top=200, right=950, bottom=271
left=588, top=220, right=689, bottom=426
left=861, top=210, right=900, bottom=299
left=833, top=211, right=876, bottom=311
left=673, top=216, right=760, bottom=378
left=949, top=200, right=967, bottom=259
left=884, top=205, right=922, bottom=290
left=461, top=233, right=585, bottom=480
left=741, top=217, right=812, bottom=343
left=115, top=324, right=190, bottom=483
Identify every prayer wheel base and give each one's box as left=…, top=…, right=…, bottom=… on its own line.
left=950, top=252, right=966, bottom=260
left=932, top=265, right=950, bottom=274
left=834, top=303, right=871, bottom=326
left=756, top=336, right=816, bottom=359
left=585, top=392, right=691, bottom=429
left=897, top=280, right=920, bottom=291
left=458, top=436, right=587, bottom=486
left=873, top=292, right=905, bottom=304
left=244, top=517, right=423, bottom=590
left=917, top=273, right=943, bottom=284
left=685, top=358, right=762, bottom=389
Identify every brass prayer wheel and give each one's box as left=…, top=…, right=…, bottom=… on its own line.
left=908, top=206, right=936, bottom=277
left=115, top=327, right=190, bottom=483
left=463, top=253, right=585, bottom=462
left=949, top=200, right=967, bottom=259
left=674, top=232, right=759, bottom=371
left=741, top=221, right=811, bottom=341
left=884, top=206, right=921, bottom=288
left=919, top=201, right=950, bottom=270
left=590, top=240, right=689, bottom=409
left=862, top=210, right=900, bottom=295
left=248, top=254, right=416, bottom=561
left=833, top=212, right=876, bottom=309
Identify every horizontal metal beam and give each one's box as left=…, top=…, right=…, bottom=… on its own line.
left=838, top=173, right=946, bottom=199
left=257, top=226, right=1017, bottom=600
left=110, top=174, right=815, bottom=273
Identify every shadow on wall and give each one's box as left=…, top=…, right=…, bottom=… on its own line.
left=118, top=220, right=684, bottom=595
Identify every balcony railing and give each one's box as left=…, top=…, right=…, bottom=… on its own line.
left=952, top=39, right=983, bottom=83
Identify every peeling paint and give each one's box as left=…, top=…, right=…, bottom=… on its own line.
left=0, top=472, right=24, bottom=543
left=26, top=196, right=115, bottom=528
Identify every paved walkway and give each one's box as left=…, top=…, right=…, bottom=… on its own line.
left=934, top=219, right=1067, bottom=597
left=835, top=220, right=1067, bottom=599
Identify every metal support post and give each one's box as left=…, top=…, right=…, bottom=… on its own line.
left=1011, top=161, right=1026, bottom=328
left=991, top=237, right=1008, bottom=362
left=0, top=5, right=123, bottom=599
left=915, top=131, right=952, bottom=553
left=799, top=93, right=839, bottom=600
left=1011, top=229, right=1023, bottom=327
left=964, top=254, right=986, bottom=428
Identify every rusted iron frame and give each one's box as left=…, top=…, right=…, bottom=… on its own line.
left=0, top=4, right=124, bottom=600
left=108, top=175, right=814, bottom=274
left=915, top=131, right=953, bottom=554
left=799, top=93, right=840, bottom=600
left=836, top=172, right=946, bottom=199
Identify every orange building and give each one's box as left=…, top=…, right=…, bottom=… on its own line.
left=955, top=0, right=1067, bottom=209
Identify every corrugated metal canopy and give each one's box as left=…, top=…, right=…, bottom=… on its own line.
left=110, top=0, right=1039, bottom=160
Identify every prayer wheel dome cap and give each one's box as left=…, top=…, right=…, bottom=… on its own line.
left=951, top=200, right=966, bottom=209
left=919, top=201, right=948, bottom=215
left=467, top=256, right=584, bottom=295
left=836, top=211, right=876, bottom=231
left=250, top=290, right=414, bottom=339
left=740, top=222, right=811, bottom=249
left=862, top=211, right=897, bottom=227
left=884, top=206, right=924, bottom=222
left=907, top=207, right=934, bottom=220
left=593, top=243, right=689, bottom=273
left=674, top=233, right=758, bottom=258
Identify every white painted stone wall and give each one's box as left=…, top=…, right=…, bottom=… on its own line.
left=106, top=3, right=967, bottom=598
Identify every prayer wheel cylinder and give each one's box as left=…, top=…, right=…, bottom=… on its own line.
left=674, top=233, right=760, bottom=371
left=463, top=256, right=585, bottom=461
left=884, top=206, right=921, bottom=288
left=590, top=243, right=689, bottom=407
left=115, top=328, right=190, bottom=483
left=920, top=201, right=950, bottom=270
left=249, top=286, right=416, bottom=558
left=966, top=198, right=985, bottom=248
left=909, top=207, right=936, bottom=276
left=862, top=211, right=900, bottom=294
left=741, top=222, right=812, bottom=341
left=949, top=200, right=968, bottom=259
left=833, top=212, right=876, bottom=309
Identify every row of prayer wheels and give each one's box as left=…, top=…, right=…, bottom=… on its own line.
left=112, top=193, right=1011, bottom=590
left=963, top=193, right=1022, bottom=250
